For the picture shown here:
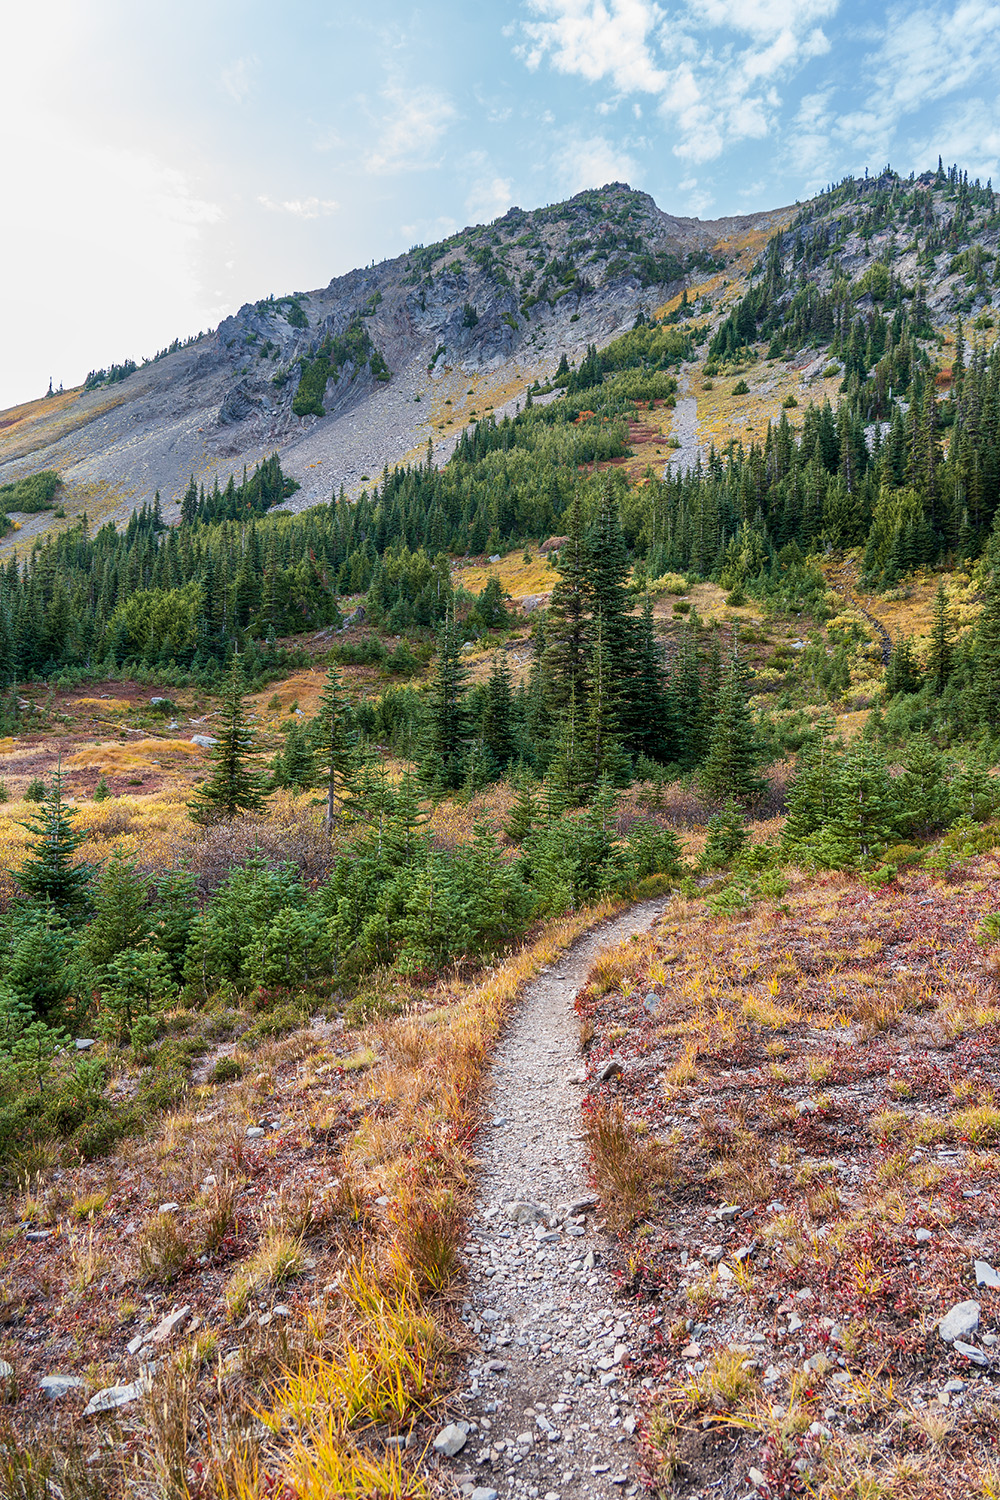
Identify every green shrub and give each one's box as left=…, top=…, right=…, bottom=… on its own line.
left=0, top=469, right=61, bottom=513
left=701, top=798, right=748, bottom=870
left=240, top=1003, right=308, bottom=1048
left=208, top=1055, right=244, bottom=1084
left=976, top=913, right=1000, bottom=947
left=24, top=778, right=46, bottom=802
left=732, top=378, right=750, bottom=395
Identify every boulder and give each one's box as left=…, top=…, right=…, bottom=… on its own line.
left=939, top=1301, right=980, bottom=1343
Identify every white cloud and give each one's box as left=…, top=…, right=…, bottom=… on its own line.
left=466, top=175, right=515, bottom=222
left=220, top=55, right=258, bottom=104
left=552, top=133, right=638, bottom=194
left=693, top=0, right=838, bottom=37
left=399, top=216, right=460, bottom=244
left=902, top=96, right=1000, bottom=184
left=835, top=1, right=1000, bottom=165
left=783, top=87, right=838, bottom=183
left=258, top=195, right=339, bottom=218
left=521, top=0, right=669, bottom=93
left=363, top=83, right=457, bottom=174
left=517, top=0, right=840, bottom=166
left=0, top=113, right=223, bottom=403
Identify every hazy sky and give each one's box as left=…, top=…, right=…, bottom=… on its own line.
left=4, top=0, right=1000, bottom=410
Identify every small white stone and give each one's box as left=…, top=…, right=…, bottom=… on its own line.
left=150, top=1306, right=191, bottom=1344
left=953, top=1339, right=988, bottom=1365
left=938, top=1301, right=980, bottom=1343
left=40, top=1375, right=86, bottom=1398
left=975, top=1261, right=1000, bottom=1289
left=84, top=1379, right=150, bottom=1416
left=244, top=1126, right=265, bottom=1140
left=433, top=1423, right=469, bottom=1457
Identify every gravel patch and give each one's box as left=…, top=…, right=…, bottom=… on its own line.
left=437, top=899, right=668, bottom=1500
left=663, top=373, right=701, bottom=478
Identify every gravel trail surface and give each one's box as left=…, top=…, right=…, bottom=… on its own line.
left=663, top=377, right=701, bottom=477
left=435, top=899, right=668, bottom=1500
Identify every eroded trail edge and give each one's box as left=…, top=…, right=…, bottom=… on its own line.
left=436, top=899, right=669, bottom=1500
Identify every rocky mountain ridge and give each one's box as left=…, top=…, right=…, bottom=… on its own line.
left=0, top=185, right=785, bottom=525
left=2, top=165, right=996, bottom=541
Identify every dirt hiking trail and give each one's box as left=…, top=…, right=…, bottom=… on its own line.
left=434, top=899, right=669, bottom=1500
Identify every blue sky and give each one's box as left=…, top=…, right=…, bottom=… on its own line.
left=4, top=0, right=1000, bottom=409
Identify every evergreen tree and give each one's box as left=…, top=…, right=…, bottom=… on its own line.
left=701, top=797, right=749, bottom=869
left=15, top=767, right=94, bottom=917
left=670, top=621, right=704, bottom=769
left=422, top=607, right=470, bottom=792
left=80, top=854, right=149, bottom=971
left=546, top=688, right=588, bottom=807
left=971, top=544, right=1000, bottom=733
left=274, top=720, right=315, bottom=792
left=629, top=594, right=674, bottom=762
left=311, top=664, right=354, bottom=828
left=827, top=739, right=899, bottom=865
left=472, top=576, right=513, bottom=632
left=188, top=660, right=269, bottom=823
left=584, top=488, right=642, bottom=752
left=927, top=579, right=955, bottom=694
left=540, top=491, right=590, bottom=716
left=149, top=871, right=198, bottom=985
left=782, top=715, right=839, bottom=848
left=505, top=770, right=541, bottom=844
left=579, top=615, right=629, bottom=790
left=884, top=635, right=922, bottom=696
left=482, top=651, right=517, bottom=772
left=698, top=646, right=766, bottom=802
left=896, top=737, right=951, bottom=835
left=7, top=910, right=76, bottom=1019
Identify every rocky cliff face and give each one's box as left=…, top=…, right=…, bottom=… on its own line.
left=0, top=183, right=785, bottom=520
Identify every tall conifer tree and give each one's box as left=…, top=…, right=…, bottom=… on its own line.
left=188, top=660, right=269, bottom=823
left=312, top=663, right=354, bottom=829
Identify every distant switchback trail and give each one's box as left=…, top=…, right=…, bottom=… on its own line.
left=826, top=560, right=894, bottom=667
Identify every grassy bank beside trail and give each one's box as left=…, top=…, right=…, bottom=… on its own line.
left=2, top=895, right=633, bottom=1499
left=577, top=845, right=1000, bottom=1500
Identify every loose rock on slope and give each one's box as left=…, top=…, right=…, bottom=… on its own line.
left=436, top=900, right=668, bottom=1500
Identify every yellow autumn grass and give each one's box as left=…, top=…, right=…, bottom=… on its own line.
left=69, top=697, right=134, bottom=715
left=0, top=789, right=195, bottom=900
left=237, top=895, right=625, bottom=1499
left=65, top=738, right=203, bottom=770
left=453, top=547, right=556, bottom=600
